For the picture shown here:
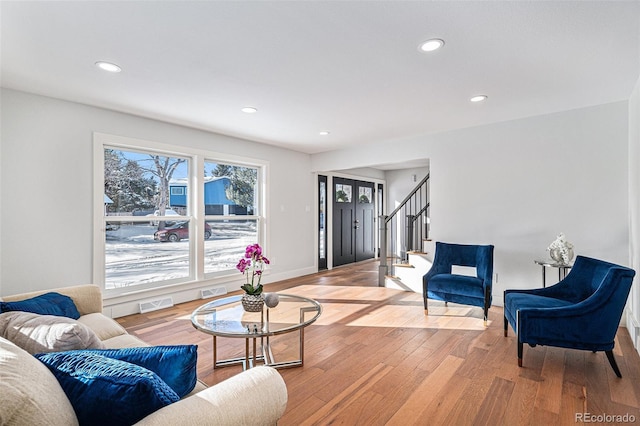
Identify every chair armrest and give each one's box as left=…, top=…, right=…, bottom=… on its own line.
left=1, top=284, right=103, bottom=315
left=516, top=294, right=627, bottom=349
left=134, top=366, right=288, bottom=426
left=423, top=263, right=449, bottom=283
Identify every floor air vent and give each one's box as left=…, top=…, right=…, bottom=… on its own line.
left=139, top=297, right=174, bottom=314
left=201, top=286, right=227, bottom=299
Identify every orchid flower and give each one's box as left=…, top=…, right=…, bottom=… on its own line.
left=237, top=243, right=269, bottom=295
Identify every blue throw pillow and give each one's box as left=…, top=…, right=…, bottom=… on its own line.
left=0, top=292, right=81, bottom=319
left=35, top=351, right=179, bottom=426
left=81, top=345, right=198, bottom=397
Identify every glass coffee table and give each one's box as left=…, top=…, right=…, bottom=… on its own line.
left=191, top=294, right=322, bottom=370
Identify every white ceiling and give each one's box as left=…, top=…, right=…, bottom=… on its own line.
left=2, top=1, right=639, bottom=155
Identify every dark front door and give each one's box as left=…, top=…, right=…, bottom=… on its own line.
left=332, top=178, right=375, bottom=267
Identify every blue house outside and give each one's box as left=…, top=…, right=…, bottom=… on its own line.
left=169, top=177, right=248, bottom=215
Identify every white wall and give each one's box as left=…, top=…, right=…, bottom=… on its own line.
left=385, top=166, right=430, bottom=214
left=335, top=167, right=386, bottom=181
left=0, top=89, right=315, bottom=313
left=313, top=101, right=630, bottom=305
left=628, top=76, right=640, bottom=346
left=0, top=90, right=3, bottom=296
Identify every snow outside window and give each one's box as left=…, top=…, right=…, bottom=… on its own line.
left=94, top=133, right=265, bottom=295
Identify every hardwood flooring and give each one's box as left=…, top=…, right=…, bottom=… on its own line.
left=117, top=260, right=640, bottom=425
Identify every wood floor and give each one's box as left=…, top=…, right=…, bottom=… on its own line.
left=117, top=261, right=640, bottom=425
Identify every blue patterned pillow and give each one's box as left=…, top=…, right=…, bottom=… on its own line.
left=35, top=351, right=179, bottom=426
left=81, top=345, right=198, bottom=397
left=0, top=292, right=80, bottom=319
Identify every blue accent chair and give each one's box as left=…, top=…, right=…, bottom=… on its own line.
left=504, top=255, right=635, bottom=377
left=422, top=242, right=495, bottom=324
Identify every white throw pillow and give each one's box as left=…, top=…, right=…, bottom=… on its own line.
left=0, top=336, right=79, bottom=425
left=451, top=265, right=477, bottom=277
left=0, top=311, right=105, bottom=354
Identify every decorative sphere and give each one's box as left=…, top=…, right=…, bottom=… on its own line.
left=264, top=293, right=280, bottom=308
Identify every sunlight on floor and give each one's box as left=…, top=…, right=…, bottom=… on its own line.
left=179, top=285, right=491, bottom=330
left=285, top=285, right=490, bottom=331
left=282, top=285, right=398, bottom=302
left=346, top=304, right=489, bottom=330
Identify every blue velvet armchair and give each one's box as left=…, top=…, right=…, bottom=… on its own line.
left=504, top=255, right=635, bottom=377
left=422, top=242, right=495, bottom=324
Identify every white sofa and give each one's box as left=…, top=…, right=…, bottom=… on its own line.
left=0, top=284, right=288, bottom=425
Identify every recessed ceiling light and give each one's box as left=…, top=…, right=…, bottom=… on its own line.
left=319, top=131, right=330, bottom=136
left=241, top=107, right=258, bottom=114
left=95, top=61, right=121, bottom=73
left=419, top=39, right=445, bottom=52
left=470, top=95, right=488, bottom=103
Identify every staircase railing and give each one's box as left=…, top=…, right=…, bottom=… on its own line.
left=379, top=173, right=430, bottom=286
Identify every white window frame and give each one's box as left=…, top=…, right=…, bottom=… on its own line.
left=93, top=132, right=268, bottom=297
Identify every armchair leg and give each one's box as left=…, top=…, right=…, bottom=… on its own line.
left=605, top=350, right=622, bottom=378
left=517, top=341, right=523, bottom=367
left=503, top=316, right=508, bottom=337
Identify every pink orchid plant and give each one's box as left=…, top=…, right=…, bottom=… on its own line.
left=237, top=243, right=270, bottom=295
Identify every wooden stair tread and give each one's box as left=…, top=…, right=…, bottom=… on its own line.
left=393, top=263, right=415, bottom=268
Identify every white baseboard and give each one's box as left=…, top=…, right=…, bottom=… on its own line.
left=102, top=266, right=318, bottom=318
left=626, top=309, right=640, bottom=355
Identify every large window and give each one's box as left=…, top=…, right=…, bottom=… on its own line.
left=94, top=133, right=265, bottom=294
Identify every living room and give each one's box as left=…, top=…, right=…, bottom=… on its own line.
left=2, top=1, right=640, bottom=424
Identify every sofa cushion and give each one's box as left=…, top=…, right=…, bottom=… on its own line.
left=0, top=336, right=79, bottom=426
left=0, top=311, right=105, bottom=354
left=35, top=351, right=180, bottom=426
left=0, top=292, right=81, bottom=319
left=80, top=345, right=198, bottom=398
left=101, top=333, right=149, bottom=348
left=76, top=312, right=128, bottom=341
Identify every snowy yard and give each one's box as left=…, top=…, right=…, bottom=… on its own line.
left=105, top=221, right=256, bottom=289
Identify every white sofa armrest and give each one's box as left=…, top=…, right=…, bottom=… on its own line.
left=135, top=366, right=287, bottom=426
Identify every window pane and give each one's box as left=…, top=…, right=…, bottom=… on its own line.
left=105, top=222, right=190, bottom=289
left=204, top=219, right=258, bottom=274
left=104, top=148, right=189, bottom=216
left=336, top=184, right=352, bottom=202
left=204, top=161, right=257, bottom=215
left=319, top=180, right=326, bottom=260
left=358, top=186, right=372, bottom=204
left=104, top=148, right=190, bottom=289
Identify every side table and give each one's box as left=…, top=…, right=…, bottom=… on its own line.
left=191, top=293, right=322, bottom=370
left=534, top=259, right=573, bottom=287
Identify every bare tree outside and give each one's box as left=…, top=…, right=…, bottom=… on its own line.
left=104, top=149, right=157, bottom=213
left=143, top=155, right=186, bottom=229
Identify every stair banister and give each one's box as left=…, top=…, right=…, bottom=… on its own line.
left=378, top=173, right=430, bottom=286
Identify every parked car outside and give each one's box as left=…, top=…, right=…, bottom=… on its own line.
left=154, top=221, right=212, bottom=242
left=146, top=209, right=181, bottom=226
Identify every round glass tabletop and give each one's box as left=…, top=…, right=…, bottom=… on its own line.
left=191, top=293, right=322, bottom=338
